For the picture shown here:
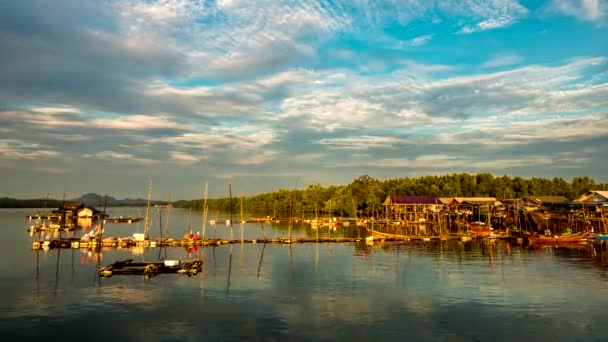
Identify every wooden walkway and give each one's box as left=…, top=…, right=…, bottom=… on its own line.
left=31, top=234, right=520, bottom=250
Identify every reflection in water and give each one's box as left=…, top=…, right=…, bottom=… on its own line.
left=54, top=247, right=61, bottom=296
left=226, top=245, right=233, bottom=296
left=6, top=208, right=608, bottom=340
left=257, top=243, right=266, bottom=279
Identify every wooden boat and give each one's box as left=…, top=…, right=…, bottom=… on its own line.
left=366, top=227, right=411, bottom=240
left=528, top=232, right=588, bottom=245
left=98, top=259, right=203, bottom=278
left=466, top=221, right=492, bottom=238
left=595, top=235, right=608, bottom=241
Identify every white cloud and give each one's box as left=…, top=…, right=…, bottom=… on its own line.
left=1, top=109, right=84, bottom=128
left=81, top=151, right=158, bottom=165
left=482, top=54, right=524, bottom=68
left=550, top=0, right=606, bottom=21
left=408, top=34, right=434, bottom=46
left=91, top=115, right=188, bottom=130
left=0, top=139, right=60, bottom=159
left=372, top=154, right=466, bottom=168
left=318, top=136, right=400, bottom=150
left=170, top=151, right=205, bottom=163
left=454, top=0, right=529, bottom=33
left=31, top=106, right=81, bottom=115
left=437, top=114, right=608, bottom=145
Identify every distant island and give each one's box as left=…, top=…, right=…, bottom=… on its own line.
left=0, top=192, right=166, bottom=208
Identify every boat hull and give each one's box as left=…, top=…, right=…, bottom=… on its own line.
left=528, top=233, right=588, bottom=245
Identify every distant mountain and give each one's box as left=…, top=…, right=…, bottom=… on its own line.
left=72, top=193, right=166, bottom=207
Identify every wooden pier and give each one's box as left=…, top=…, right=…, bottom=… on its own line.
left=30, top=234, right=523, bottom=251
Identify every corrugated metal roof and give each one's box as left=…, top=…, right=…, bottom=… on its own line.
left=574, top=190, right=608, bottom=202
left=386, top=195, right=441, bottom=205
left=452, top=197, right=497, bottom=203
left=593, top=191, right=608, bottom=199
left=523, top=196, right=569, bottom=204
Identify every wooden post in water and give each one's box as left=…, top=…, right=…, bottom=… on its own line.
left=201, top=182, right=208, bottom=240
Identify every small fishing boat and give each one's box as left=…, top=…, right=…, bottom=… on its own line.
left=366, top=227, right=409, bottom=240
left=466, top=221, right=492, bottom=238
left=528, top=232, right=588, bottom=245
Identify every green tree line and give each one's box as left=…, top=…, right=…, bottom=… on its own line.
left=0, top=198, right=63, bottom=209
left=173, top=173, right=608, bottom=218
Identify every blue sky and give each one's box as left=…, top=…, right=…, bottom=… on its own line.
left=1, top=0, right=607, bottom=199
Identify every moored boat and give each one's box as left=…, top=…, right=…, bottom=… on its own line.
left=528, top=232, right=588, bottom=245
left=466, top=221, right=493, bottom=238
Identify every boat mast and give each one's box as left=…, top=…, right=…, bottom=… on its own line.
left=229, top=183, right=233, bottom=241
left=240, top=193, right=244, bottom=243
left=143, top=179, right=152, bottom=239
left=165, top=192, right=171, bottom=239
left=201, top=182, right=208, bottom=240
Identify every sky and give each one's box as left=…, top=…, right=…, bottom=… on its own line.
left=1, top=0, right=607, bottom=200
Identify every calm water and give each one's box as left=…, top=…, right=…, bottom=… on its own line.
left=2, top=208, right=608, bottom=341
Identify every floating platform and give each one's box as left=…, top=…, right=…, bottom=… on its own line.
left=98, top=259, right=203, bottom=278
left=26, top=215, right=64, bottom=221
left=103, top=217, right=143, bottom=224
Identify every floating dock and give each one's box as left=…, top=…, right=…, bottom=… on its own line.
left=27, top=225, right=75, bottom=233
left=103, top=217, right=143, bottom=224
left=98, top=259, right=203, bottom=278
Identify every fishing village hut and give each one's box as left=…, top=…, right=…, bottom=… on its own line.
left=383, top=196, right=443, bottom=220
left=521, top=196, right=569, bottom=211
left=448, top=197, right=500, bottom=213
left=437, top=197, right=453, bottom=206
left=52, top=202, right=106, bottom=220
left=574, top=190, right=608, bottom=203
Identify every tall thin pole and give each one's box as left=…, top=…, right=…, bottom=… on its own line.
left=202, top=182, right=208, bottom=240
left=165, top=192, right=171, bottom=239
left=158, top=207, right=163, bottom=240
left=229, top=183, right=234, bottom=241
left=186, top=208, right=192, bottom=235
left=240, top=193, right=244, bottom=243
left=143, top=179, right=152, bottom=239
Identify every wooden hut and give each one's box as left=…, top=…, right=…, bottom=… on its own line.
left=574, top=190, right=608, bottom=203
left=383, top=195, right=443, bottom=220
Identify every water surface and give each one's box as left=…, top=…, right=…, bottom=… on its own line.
left=1, top=208, right=608, bottom=341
